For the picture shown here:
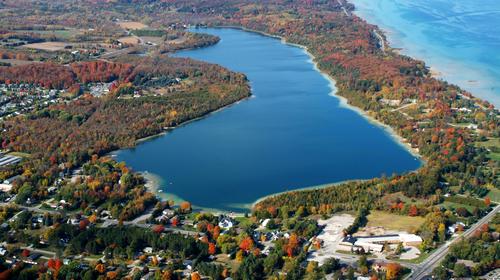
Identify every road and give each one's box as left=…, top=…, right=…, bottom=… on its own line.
left=0, top=201, right=59, bottom=215
left=337, top=0, right=350, bottom=17
left=373, top=30, right=386, bottom=54
left=99, top=47, right=135, bottom=60
left=408, top=204, right=500, bottom=280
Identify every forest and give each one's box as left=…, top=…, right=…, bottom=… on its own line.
left=0, top=55, right=250, bottom=213
left=0, top=0, right=498, bottom=279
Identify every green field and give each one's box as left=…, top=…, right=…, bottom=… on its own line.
left=8, top=151, right=31, bottom=158
left=16, top=29, right=76, bottom=39
left=440, top=201, right=477, bottom=212
left=475, top=137, right=500, bottom=162
left=366, top=210, right=425, bottom=233
left=486, top=188, right=500, bottom=203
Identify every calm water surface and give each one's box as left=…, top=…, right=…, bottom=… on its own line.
left=115, top=28, right=420, bottom=212
left=352, top=0, right=500, bottom=107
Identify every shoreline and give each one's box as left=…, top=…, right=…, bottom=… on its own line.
left=251, top=179, right=366, bottom=209
left=115, top=94, right=254, bottom=148
left=211, top=25, right=423, bottom=160
left=350, top=0, right=500, bottom=108
left=128, top=25, right=425, bottom=215
left=133, top=25, right=424, bottom=214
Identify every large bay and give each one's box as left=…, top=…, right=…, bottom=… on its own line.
left=352, top=0, right=500, bottom=107
left=114, top=28, right=421, bottom=212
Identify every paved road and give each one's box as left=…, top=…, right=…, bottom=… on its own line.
left=337, top=0, right=350, bottom=17
left=373, top=30, right=386, bottom=54
left=0, top=202, right=59, bottom=215
left=408, top=204, right=500, bottom=280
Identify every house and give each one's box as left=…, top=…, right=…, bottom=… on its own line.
left=218, top=216, right=235, bottom=229
left=69, top=217, right=80, bottom=225
left=183, top=259, right=193, bottom=271
left=3, top=175, right=20, bottom=185
left=260, top=219, right=270, bottom=229
left=399, top=234, right=423, bottom=246
left=448, top=222, right=466, bottom=235
left=372, top=262, right=388, bottom=273
left=339, top=234, right=422, bottom=253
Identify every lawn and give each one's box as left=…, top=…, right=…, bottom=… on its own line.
left=16, top=29, right=76, bottom=39
left=475, top=137, right=500, bottom=162
left=440, top=201, right=477, bottom=212
left=8, top=151, right=30, bottom=158
left=366, top=210, right=425, bottom=233
left=486, top=188, right=500, bottom=203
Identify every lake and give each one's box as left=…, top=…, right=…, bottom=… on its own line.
left=352, top=0, right=500, bottom=107
left=114, top=28, right=421, bottom=212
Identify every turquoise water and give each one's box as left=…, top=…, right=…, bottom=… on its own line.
left=352, top=0, right=500, bottom=107
left=115, top=28, right=421, bottom=212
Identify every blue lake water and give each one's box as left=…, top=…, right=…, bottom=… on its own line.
left=115, top=28, right=421, bottom=212
left=352, top=0, right=500, bottom=107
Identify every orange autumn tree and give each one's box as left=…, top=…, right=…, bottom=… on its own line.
left=485, top=197, right=491, bottom=207
left=208, top=243, right=216, bottom=255
left=239, top=236, right=254, bottom=251
left=386, top=263, right=402, bottom=280
left=180, top=201, right=192, bottom=213
left=285, top=233, right=299, bottom=257
left=191, top=272, right=201, bottom=280
left=213, top=226, right=220, bottom=240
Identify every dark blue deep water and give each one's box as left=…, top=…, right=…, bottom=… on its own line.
left=115, top=28, right=421, bottom=212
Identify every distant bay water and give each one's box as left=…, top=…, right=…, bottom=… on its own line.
left=352, top=0, right=500, bottom=107
left=114, top=28, right=421, bottom=212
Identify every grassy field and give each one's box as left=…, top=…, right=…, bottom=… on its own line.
left=476, top=137, right=500, bottom=162
left=486, top=188, right=500, bottom=203
left=16, top=29, right=76, bottom=39
left=8, top=151, right=30, bottom=158
left=117, top=21, right=147, bottom=29
left=396, top=249, right=433, bottom=264
left=22, top=42, right=69, bottom=51
left=234, top=216, right=254, bottom=229
left=366, top=210, right=425, bottom=233
left=440, top=201, right=476, bottom=212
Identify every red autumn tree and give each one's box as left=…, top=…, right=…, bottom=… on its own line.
left=171, top=217, right=178, bottom=227
left=409, top=205, right=418, bottom=216
left=152, top=225, right=165, bottom=234
left=22, top=249, right=30, bottom=257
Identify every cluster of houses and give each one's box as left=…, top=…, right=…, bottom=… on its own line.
left=88, top=82, right=112, bottom=97
left=339, top=233, right=423, bottom=253
left=0, top=83, right=63, bottom=119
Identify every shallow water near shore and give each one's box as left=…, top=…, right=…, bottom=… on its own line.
left=114, top=28, right=421, bottom=212
left=352, top=0, right=500, bottom=107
